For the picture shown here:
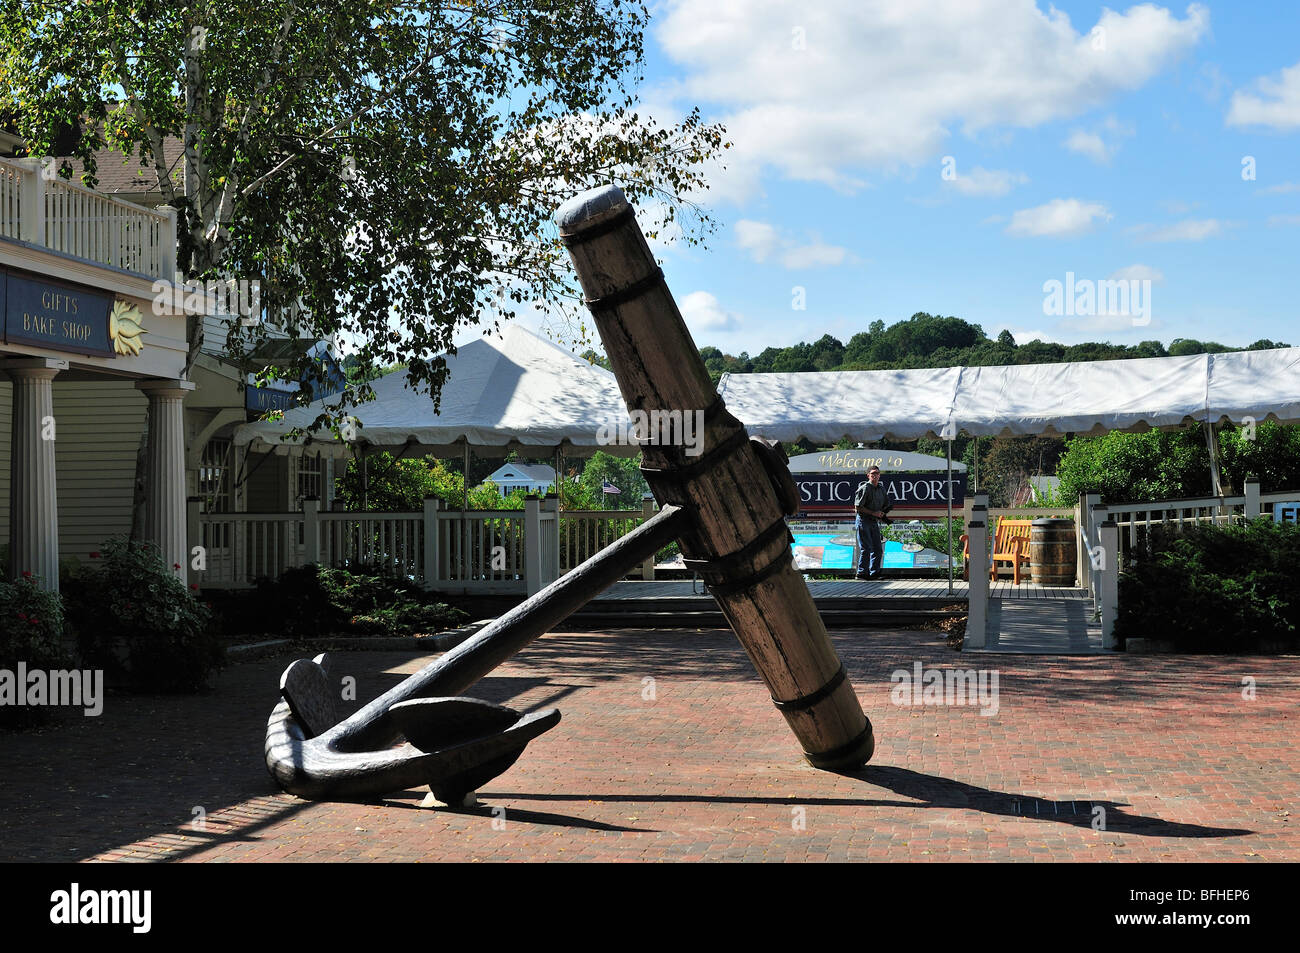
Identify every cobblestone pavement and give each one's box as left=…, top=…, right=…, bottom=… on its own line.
left=1, top=628, right=1294, bottom=862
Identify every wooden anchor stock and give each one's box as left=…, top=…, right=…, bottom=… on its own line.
left=555, top=184, right=875, bottom=770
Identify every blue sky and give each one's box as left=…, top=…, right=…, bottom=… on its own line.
left=553, top=0, right=1300, bottom=357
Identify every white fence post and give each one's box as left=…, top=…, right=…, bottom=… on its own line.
left=1244, top=477, right=1260, bottom=520
left=1075, top=491, right=1087, bottom=590
left=965, top=516, right=988, bottom=648
left=16, top=158, right=46, bottom=245
left=159, top=205, right=179, bottom=282
left=186, top=496, right=202, bottom=588
left=524, top=494, right=542, bottom=596
left=1099, top=519, right=1119, bottom=649
left=1083, top=492, right=1102, bottom=596
left=542, top=493, right=560, bottom=586
left=423, top=496, right=441, bottom=589
left=302, top=497, right=320, bottom=566
left=641, top=494, right=658, bottom=580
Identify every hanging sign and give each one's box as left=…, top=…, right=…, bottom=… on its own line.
left=795, top=472, right=966, bottom=514
left=2, top=269, right=116, bottom=357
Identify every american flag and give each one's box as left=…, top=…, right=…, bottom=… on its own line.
left=601, top=479, right=622, bottom=495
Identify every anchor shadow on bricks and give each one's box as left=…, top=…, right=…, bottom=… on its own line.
left=847, top=766, right=1253, bottom=838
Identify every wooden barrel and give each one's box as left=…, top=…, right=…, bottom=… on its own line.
left=1030, top=518, right=1076, bottom=586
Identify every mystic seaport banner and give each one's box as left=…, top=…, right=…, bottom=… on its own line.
left=795, top=472, right=967, bottom=516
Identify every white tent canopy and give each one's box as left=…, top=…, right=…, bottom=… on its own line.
left=233, top=325, right=637, bottom=459
left=717, top=347, right=1300, bottom=442
left=235, top=328, right=1300, bottom=458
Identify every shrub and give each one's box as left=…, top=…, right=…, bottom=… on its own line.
left=64, top=538, right=221, bottom=692
left=885, top=517, right=965, bottom=555
left=1114, top=518, right=1300, bottom=652
left=212, top=564, right=467, bottom=639
left=0, top=573, right=71, bottom=727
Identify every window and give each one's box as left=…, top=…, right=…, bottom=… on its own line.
left=297, top=450, right=325, bottom=505
left=199, top=438, right=232, bottom=512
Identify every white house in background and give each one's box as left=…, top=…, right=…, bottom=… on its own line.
left=482, top=463, right=556, bottom=495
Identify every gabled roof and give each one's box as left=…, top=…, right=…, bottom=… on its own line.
left=487, top=463, right=556, bottom=482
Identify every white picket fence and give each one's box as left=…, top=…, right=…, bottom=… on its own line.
left=963, top=480, right=1298, bottom=651
left=191, top=495, right=653, bottom=594
left=0, top=156, right=178, bottom=280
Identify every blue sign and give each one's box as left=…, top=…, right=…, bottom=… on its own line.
left=246, top=386, right=298, bottom=413
left=2, top=269, right=115, bottom=357
left=245, top=353, right=347, bottom=412
left=1274, top=502, right=1300, bottom=524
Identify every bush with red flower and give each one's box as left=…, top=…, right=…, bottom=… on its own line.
left=0, top=571, right=70, bottom=726
left=63, top=537, right=220, bottom=692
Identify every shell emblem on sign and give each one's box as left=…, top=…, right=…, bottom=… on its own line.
left=109, top=300, right=148, bottom=356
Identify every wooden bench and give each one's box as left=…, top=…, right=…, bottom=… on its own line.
left=960, top=518, right=1034, bottom=583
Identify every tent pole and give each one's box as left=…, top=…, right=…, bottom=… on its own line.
left=947, top=438, right=954, bottom=594
left=361, top=451, right=368, bottom=511
left=1204, top=420, right=1224, bottom=521
left=463, top=442, right=471, bottom=509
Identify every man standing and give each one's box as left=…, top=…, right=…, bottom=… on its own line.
left=854, top=465, right=890, bottom=580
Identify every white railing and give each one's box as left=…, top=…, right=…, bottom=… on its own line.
left=1100, top=482, right=1295, bottom=568
left=560, top=498, right=658, bottom=575
left=195, top=511, right=305, bottom=588
left=427, top=501, right=530, bottom=593
left=1081, top=480, right=1298, bottom=649
left=0, top=156, right=178, bottom=281
left=189, top=493, right=663, bottom=593
left=319, top=510, right=424, bottom=580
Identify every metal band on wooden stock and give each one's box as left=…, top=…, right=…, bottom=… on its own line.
left=558, top=204, right=636, bottom=248
left=771, top=665, right=848, bottom=713
left=681, top=513, right=793, bottom=578
left=583, top=268, right=664, bottom=313
left=805, top=724, right=875, bottom=769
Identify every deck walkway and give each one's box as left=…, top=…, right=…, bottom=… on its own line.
left=597, top=578, right=1089, bottom=601
left=975, top=598, right=1110, bottom=655
left=594, top=579, right=1109, bottom=656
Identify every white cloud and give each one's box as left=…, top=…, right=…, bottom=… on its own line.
left=1065, top=130, right=1111, bottom=163
left=1109, top=264, right=1165, bottom=283
left=734, top=220, right=780, bottom=261
left=944, top=166, right=1028, bottom=197
left=656, top=0, right=1208, bottom=198
left=1006, top=199, right=1112, bottom=237
left=678, top=290, right=743, bottom=332
left=1268, top=214, right=1300, bottom=227
left=1129, top=218, right=1229, bottom=242
left=734, top=219, right=853, bottom=268
left=994, top=326, right=1064, bottom=345
left=1227, top=60, right=1300, bottom=130
left=1065, top=116, right=1135, bottom=163
left=1259, top=182, right=1300, bottom=195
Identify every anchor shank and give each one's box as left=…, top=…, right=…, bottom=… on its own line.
left=328, top=503, right=689, bottom=751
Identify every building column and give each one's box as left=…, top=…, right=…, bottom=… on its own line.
left=136, top=379, right=196, bottom=579
left=3, top=359, right=68, bottom=592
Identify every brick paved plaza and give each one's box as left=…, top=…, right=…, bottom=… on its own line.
left=1, top=627, right=1295, bottom=862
